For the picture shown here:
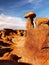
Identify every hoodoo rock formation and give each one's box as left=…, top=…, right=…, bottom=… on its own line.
left=35, top=18, right=49, bottom=27
left=24, top=12, right=49, bottom=65
left=24, top=12, right=36, bottom=29
left=0, top=11, right=49, bottom=65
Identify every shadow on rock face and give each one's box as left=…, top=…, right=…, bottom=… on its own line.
left=9, top=54, right=21, bottom=61
left=0, top=41, right=11, bottom=47
left=0, top=60, right=31, bottom=65
left=0, top=48, right=13, bottom=57
left=0, top=40, right=13, bottom=57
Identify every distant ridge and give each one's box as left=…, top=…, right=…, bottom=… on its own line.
left=0, top=24, right=26, bottom=30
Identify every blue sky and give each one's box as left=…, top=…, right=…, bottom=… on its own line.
left=0, top=0, right=49, bottom=29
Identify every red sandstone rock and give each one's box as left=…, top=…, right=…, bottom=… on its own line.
left=0, top=12, right=49, bottom=65
left=35, top=18, right=49, bottom=27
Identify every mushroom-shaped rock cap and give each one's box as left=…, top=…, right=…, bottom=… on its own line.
left=35, top=18, right=49, bottom=24
left=24, top=12, right=36, bottom=18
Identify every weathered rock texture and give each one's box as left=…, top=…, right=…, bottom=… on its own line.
left=35, top=18, right=49, bottom=27
left=0, top=12, right=49, bottom=65
left=24, top=12, right=49, bottom=65
left=0, top=29, right=26, bottom=61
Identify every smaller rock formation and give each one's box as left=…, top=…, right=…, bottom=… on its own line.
left=35, top=18, right=49, bottom=27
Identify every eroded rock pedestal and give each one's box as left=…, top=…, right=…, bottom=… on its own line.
left=0, top=12, right=49, bottom=65
left=24, top=12, right=49, bottom=65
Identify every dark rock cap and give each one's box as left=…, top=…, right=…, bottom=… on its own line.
left=24, top=12, right=36, bottom=18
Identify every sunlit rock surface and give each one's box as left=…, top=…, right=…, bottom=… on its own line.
left=0, top=13, right=49, bottom=65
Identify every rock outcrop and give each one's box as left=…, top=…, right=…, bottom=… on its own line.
left=0, top=11, right=49, bottom=65
left=35, top=18, right=49, bottom=27
left=24, top=12, right=49, bottom=65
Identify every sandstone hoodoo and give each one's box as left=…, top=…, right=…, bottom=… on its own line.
left=35, top=18, right=49, bottom=27
left=24, top=12, right=49, bottom=65
left=24, top=12, right=36, bottom=28
left=0, top=11, right=49, bottom=65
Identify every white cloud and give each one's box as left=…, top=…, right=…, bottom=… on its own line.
left=0, top=13, right=26, bottom=30
left=28, top=0, right=34, bottom=3
left=27, top=0, right=43, bottom=9
left=28, top=0, right=43, bottom=4
left=8, top=0, right=44, bottom=10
